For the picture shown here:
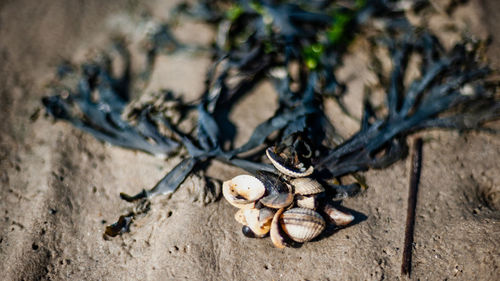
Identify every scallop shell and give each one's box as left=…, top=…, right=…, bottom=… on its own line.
left=280, top=208, right=325, bottom=243
left=223, top=175, right=266, bottom=208
left=256, top=171, right=293, bottom=209
left=270, top=208, right=289, bottom=248
left=290, top=178, right=324, bottom=195
left=266, top=147, right=314, bottom=178
left=323, top=204, right=354, bottom=226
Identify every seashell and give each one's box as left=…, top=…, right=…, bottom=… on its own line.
left=258, top=207, right=276, bottom=223
left=243, top=208, right=274, bottom=236
left=234, top=209, right=247, bottom=225
left=270, top=208, right=289, bottom=248
left=323, top=204, right=354, bottom=226
left=280, top=208, right=325, bottom=243
left=223, top=175, right=266, bottom=208
left=290, top=178, right=324, bottom=195
left=266, top=147, right=314, bottom=178
left=229, top=201, right=256, bottom=209
left=256, top=171, right=293, bottom=209
left=296, top=194, right=318, bottom=210
left=242, top=225, right=266, bottom=238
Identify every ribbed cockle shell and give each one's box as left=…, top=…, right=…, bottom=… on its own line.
left=280, top=208, right=325, bottom=243
left=290, top=178, right=324, bottom=195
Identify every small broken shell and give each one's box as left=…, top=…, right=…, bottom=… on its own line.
left=296, top=194, right=318, bottom=210
left=266, top=147, right=314, bottom=177
left=234, top=209, right=247, bottom=225
left=270, top=208, right=289, bottom=248
left=323, top=204, right=354, bottom=226
left=290, top=178, right=324, bottom=195
left=280, top=208, right=325, bottom=243
left=223, top=175, right=266, bottom=208
left=243, top=208, right=274, bottom=236
left=256, top=171, right=293, bottom=209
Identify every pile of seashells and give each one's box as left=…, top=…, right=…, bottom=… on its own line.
left=223, top=146, right=355, bottom=248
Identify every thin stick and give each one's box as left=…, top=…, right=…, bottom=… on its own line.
left=401, top=138, right=423, bottom=277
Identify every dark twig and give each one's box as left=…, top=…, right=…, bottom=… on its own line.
left=401, top=138, right=423, bottom=277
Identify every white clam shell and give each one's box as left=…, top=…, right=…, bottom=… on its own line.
left=323, top=204, right=354, bottom=226
left=223, top=175, right=266, bottom=208
left=280, top=208, right=325, bottom=243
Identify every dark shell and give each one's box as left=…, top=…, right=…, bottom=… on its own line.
left=256, top=171, right=293, bottom=209
left=242, top=225, right=266, bottom=238
left=266, top=147, right=314, bottom=177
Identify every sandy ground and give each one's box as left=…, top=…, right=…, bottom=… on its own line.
left=0, top=1, right=499, bottom=280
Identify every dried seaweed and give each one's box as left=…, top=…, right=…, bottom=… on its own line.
left=316, top=32, right=500, bottom=177
left=42, top=0, right=500, bottom=237
left=42, top=44, right=179, bottom=157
